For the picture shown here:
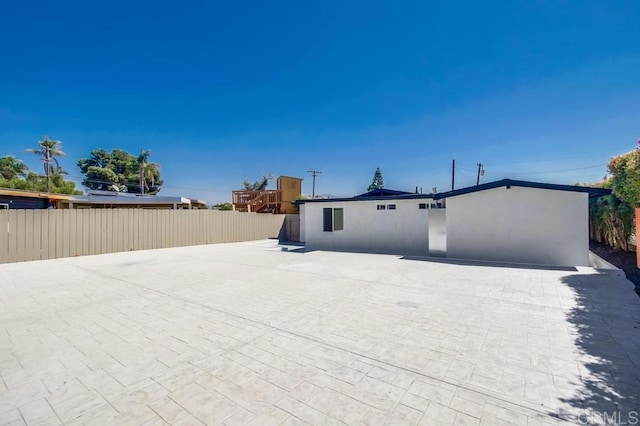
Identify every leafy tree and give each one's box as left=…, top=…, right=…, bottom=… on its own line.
left=213, top=202, right=233, bottom=210
left=589, top=188, right=633, bottom=251
left=137, top=150, right=161, bottom=194
left=24, top=136, right=66, bottom=192
left=367, top=167, right=384, bottom=191
left=242, top=174, right=273, bottom=191
left=587, top=140, right=640, bottom=251
left=0, top=156, right=29, bottom=180
left=0, top=164, right=81, bottom=194
left=608, top=144, right=640, bottom=207
left=77, top=149, right=163, bottom=194
left=49, top=165, right=81, bottom=194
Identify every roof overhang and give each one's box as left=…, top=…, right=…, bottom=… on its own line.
left=293, top=193, right=435, bottom=205
left=67, top=195, right=192, bottom=205
left=0, top=188, right=71, bottom=200
left=433, top=179, right=612, bottom=200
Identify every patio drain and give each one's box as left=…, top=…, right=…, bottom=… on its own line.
left=397, top=300, right=419, bottom=308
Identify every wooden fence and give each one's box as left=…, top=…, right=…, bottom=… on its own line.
left=0, top=209, right=286, bottom=264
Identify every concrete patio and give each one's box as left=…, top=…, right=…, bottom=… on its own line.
left=0, top=240, right=639, bottom=425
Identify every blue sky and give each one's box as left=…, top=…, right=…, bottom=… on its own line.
left=1, top=1, right=639, bottom=203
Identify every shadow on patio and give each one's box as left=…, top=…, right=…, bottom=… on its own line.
left=401, top=255, right=578, bottom=271
left=559, top=271, right=640, bottom=424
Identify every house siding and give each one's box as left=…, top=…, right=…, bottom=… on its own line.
left=0, top=195, right=49, bottom=209
left=304, top=199, right=430, bottom=256
left=445, top=186, right=588, bottom=266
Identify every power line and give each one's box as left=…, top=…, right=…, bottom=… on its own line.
left=63, top=175, right=233, bottom=193
left=485, top=164, right=604, bottom=175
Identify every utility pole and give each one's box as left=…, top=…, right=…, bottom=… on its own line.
left=451, top=159, right=455, bottom=190
left=307, top=170, right=322, bottom=198
left=476, top=163, right=485, bottom=185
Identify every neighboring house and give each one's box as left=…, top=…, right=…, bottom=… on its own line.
left=295, top=179, right=611, bottom=267
left=0, top=189, right=70, bottom=209
left=59, top=190, right=207, bottom=209
left=232, top=175, right=303, bottom=214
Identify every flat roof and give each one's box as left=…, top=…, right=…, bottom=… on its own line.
left=277, top=175, right=304, bottom=181
left=433, top=178, right=612, bottom=200
left=293, top=193, right=435, bottom=205
left=0, top=188, right=71, bottom=200
left=293, top=187, right=435, bottom=205
left=67, top=195, right=192, bottom=205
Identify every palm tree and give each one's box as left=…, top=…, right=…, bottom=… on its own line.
left=0, top=156, right=29, bottom=180
left=25, top=136, right=66, bottom=192
left=137, top=149, right=161, bottom=194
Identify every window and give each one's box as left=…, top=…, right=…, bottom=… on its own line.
left=377, top=204, right=386, bottom=210
left=334, top=208, right=344, bottom=231
left=0, top=203, right=8, bottom=210
left=323, top=208, right=332, bottom=231
left=387, top=204, right=396, bottom=210
left=418, top=203, right=427, bottom=209
left=323, top=207, right=344, bottom=232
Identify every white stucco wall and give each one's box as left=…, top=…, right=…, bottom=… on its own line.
left=428, top=209, right=446, bottom=257
left=303, top=199, right=430, bottom=256
left=299, top=204, right=305, bottom=242
left=445, top=186, right=589, bottom=266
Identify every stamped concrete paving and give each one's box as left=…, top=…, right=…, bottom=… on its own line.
left=1, top=240, right=639, bottom=425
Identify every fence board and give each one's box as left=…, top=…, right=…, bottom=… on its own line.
left=52, top=210, right=62, bottom=259
left=88, top=209, right=97, bottom=256
left=81, top=210, right=90, bottom=256
left=97, top=208, right=105, bottom=255
left=152, top=210, right=158, bottom=249
left=162, top=210, right=169, bottom=248
left=15, top=210, right=26, bottom=262
left=123, top=209, right=130, bottom=251
left=0, top=211, right=8, bottom=263
left=39, top=211, right=48, bottom=260
left=7, top=210, right=18, bottom=263
left=71, top=209, right=81, bottom=257
left=162, top=210, right=168, bottom=247
left=33, top=210, right=43, bottom=260
left=0, top=209, right=285, bottom=264
left=64, top=210, right=72, bottom=257
left=24, top=210, right=35, bottom=262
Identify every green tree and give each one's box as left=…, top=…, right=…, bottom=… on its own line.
left=589, top=187, right=633, bottom=251
left=0, top=156, right=29, bottom=180
left=587, top=140, right=640, bottom=251
left=242, top=174, right=273, bottom=191
left=136, top=150, right=162, bottom=194
left=24, top=136, right=66, bottom=192
left=0, top=164, right=80, bottom=194
left=367, top=167, right=384, bottom=191
left=48, top=165, right=82, bottom=194
left=608, top=144, right=640, bottom=207
left=213, top=202, right=233, bottom=210
left=77, top=149, right=163, bottom=194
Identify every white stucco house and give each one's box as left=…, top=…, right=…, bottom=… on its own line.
left=298, top=188, right=441, bottom=257
left=295, top=179, right=611, bottom=267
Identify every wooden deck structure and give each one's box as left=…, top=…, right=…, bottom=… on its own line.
left=232, top=190, right=282, bottom=213
left=232, top=176, right=303, bottom=214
